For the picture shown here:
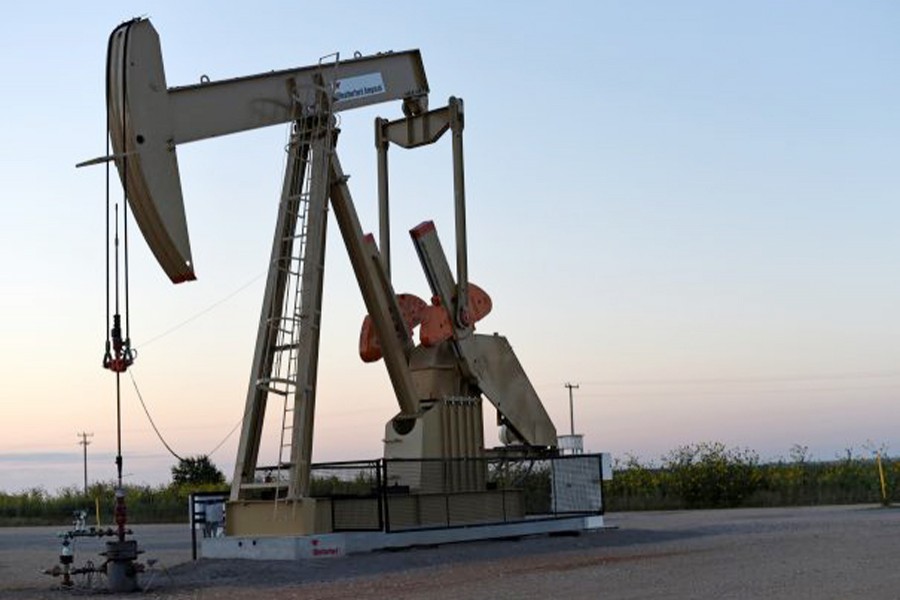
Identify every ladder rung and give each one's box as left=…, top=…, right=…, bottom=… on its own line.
left=270, top=315, right=304, bottom=324
left=275, top=265, right=301, bottom=276
left=257, top=377, right=297, bottom=387
left=258, top=386, right=288, bottom=396
left=256, top=377, right=297, bottom=396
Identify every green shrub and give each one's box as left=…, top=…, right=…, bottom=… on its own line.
left=0, top=480, right=227, bottom=527
left=605, top=442, right=896, bottom=511
left=662, top=442, right=761, bottom=509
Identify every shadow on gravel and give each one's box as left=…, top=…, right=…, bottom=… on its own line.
left=159, top=526, right=715, bottom=592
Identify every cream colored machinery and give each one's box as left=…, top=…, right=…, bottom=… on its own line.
left=100, top=18, right=555, bottom=536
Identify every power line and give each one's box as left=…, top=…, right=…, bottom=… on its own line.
left=208, top=417, right=243, bottom=457
left=570, top=382, right=900, bottom=400
left=565, top=371, right=900, bottom=387
left=137, top=271, right=265, bottom=349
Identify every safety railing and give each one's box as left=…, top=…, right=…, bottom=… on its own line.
left=308, top=453, right=605, bottom=534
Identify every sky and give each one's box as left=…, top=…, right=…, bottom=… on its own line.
left=1, top=1, right=898, bottom=493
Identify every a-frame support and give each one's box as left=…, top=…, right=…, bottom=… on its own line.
left=230, top=107, right=422, bottom=505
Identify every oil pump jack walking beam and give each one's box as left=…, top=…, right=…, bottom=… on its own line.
left=101, top=18, right=428, bottom=284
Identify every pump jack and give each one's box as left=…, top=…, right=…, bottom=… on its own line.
left=98, top=18, right=557, bottom=536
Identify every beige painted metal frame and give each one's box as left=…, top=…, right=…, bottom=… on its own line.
left=375, top=101, right=557, bottom=447
left=376, top=98, right=469, bottom=328
left=100, top=20, right=557, bottom=536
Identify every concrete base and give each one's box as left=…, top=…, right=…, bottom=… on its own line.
left=203, top=514, right=605, bottom=560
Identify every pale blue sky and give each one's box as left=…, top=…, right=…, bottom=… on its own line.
left=0, top=2, right=898, bottom=492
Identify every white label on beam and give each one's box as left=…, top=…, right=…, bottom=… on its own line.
left=335, top=72, right=385, bottom=103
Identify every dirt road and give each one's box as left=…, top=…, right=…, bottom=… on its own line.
left=3, top=504, right=899, bottom=599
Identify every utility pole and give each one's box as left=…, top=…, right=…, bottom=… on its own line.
left=77, top=432, right=94, bottom=495
left=564, top=383, right=579, bottom=435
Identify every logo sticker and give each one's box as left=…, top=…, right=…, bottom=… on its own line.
left=335, top=72, right=385, bottom=103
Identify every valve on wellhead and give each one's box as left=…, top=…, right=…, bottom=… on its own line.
left=58, top=538, right=74, bottom=587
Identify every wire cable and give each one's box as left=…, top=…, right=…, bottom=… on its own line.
left=120, top=22, right=129, bottom=336
left=103, top=18, right=115, bottom=358
left=128, top=370, right=183, bottom=462
left=129, top=367, right=242, bottom=461
left=208, top=417, right=243, bottom=457
left=138, top=271, right=265, bottom=349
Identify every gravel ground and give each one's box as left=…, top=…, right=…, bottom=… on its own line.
left=3, top=505, right=900, bottom=599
